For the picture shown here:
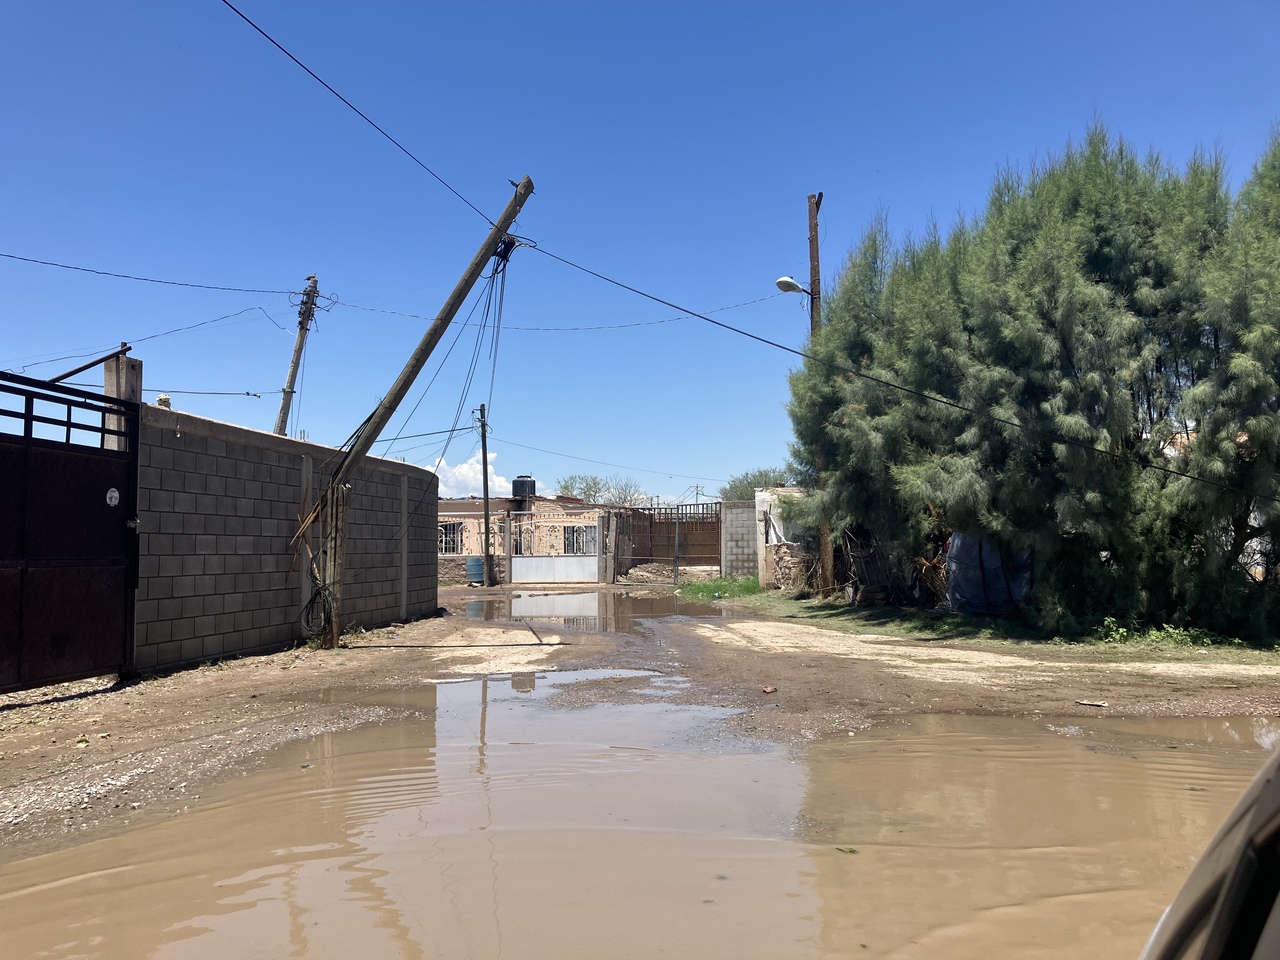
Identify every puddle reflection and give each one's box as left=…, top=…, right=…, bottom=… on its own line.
left=464, top=589, right=723, bottom=633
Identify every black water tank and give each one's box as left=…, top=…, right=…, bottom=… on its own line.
left=512, top=475, right=536, bottom=499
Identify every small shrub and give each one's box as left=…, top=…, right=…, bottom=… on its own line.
left=1088, top=617, right=1241, bottom=647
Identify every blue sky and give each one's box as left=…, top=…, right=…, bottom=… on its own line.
left=3, top=1, right=1278, bottom=500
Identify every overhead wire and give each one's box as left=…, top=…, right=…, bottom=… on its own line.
left=487, top=434, right=726, bottom=484
left=526, top=244, right=1280, bottom=508
left=370, top=425, right=475, bottom=444
left=3, top=305, right=291, bottom=375
left=325, top=292, right=785, bottom=331
left=0, top=251, right=295, bottom=294
left=64, top=381, right=277, bottom=397
left=219, top=0, right=496, bottom=227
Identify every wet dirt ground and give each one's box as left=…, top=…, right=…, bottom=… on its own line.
left=4, top=584, right=1280, bottom=957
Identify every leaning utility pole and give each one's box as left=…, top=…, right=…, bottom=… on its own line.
left=808, top=191, right=835, bottom=596
left=275, top=274, right=319, bottom=436
left=309, top=176, right=535, bottom=648
left=479, top=402, right=495, bottom=587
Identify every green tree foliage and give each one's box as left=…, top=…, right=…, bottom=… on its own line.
left=718, top=466, right=794, bottom=502
left=555, top=473, right=648, bottom=506
left=789, top=124, right=1280, bottom=638
left=556, top=474, right=608, bottom=502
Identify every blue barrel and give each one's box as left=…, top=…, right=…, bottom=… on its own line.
left=465, top=556, right=484, bottom=583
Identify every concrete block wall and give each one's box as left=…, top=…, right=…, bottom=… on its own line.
left=134, top=406, right=437, bottom=671
left=720, top=501, right=757, bottom=578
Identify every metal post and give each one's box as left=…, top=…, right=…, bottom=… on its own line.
left=479, top=403, right=494, bottom=587
left=276, top=274, right=319, bottom=436
left=504, top=509, right=513, bottom=584
left=673, top=508, right=680, bottom=586
left=325, top=483, right=349, bottom=649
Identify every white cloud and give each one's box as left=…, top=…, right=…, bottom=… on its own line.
left=435, top=451, right=513, bottom=499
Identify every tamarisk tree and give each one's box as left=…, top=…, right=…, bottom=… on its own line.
left=789, top=124, right=1280, bottom=638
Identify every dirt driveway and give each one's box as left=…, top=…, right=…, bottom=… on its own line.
left=3, top=584, right=1278, bottom=860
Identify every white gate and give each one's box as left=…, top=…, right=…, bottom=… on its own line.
left=509, top=510, right=599, bottom=583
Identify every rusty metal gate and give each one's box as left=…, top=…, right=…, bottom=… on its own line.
left=0, top=372, right=139, bottom=693
left=611, top=503, right=721, bottom=580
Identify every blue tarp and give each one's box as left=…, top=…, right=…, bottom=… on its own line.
left=945, top=532, right=1031, bottom=616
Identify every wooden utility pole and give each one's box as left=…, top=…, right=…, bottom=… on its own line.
left=479, top=402, right=494, bottom=587
left=807, top=194, right=823, bottom=336
left=308, top=176, right=535, bottom=648
left=808, top=191, right=835, bottom=596
left=275, top=274, right=319, bottom=436
left=325, top=177, right=533, bottom=496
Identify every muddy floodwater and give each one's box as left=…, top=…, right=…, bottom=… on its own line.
left=1, top=668, right=1276, bottom=959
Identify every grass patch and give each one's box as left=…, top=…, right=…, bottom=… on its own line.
left=676, top=576, right=763, bottom=601
left=724, top=591, right=1277, bottom=663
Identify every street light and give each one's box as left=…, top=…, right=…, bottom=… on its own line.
left=775, top=276, right=809, bottom=295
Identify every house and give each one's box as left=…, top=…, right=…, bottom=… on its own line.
left=438, top=476, right=603, bottom=583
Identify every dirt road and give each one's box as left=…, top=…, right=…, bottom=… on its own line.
left=3, top=584, right=1278, bottom=860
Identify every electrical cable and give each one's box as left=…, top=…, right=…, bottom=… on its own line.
left=326, top=292, right=785, bottom=331
left=487, top=433, right=726, bottom=484
left=64, top=381, right=276, bottom=397
left=0, top=252, right=294, bottom=294
left=371, top=425, right=475, bottom=443
left=374, top=273, right=495, bottom=461
left=219, top=0, right=496, bottom=227
left=527, top=244, right=1280, bottom=508
left=3, top=306, right=288, bottom=375
left=290, top=332, right=309, bottom=438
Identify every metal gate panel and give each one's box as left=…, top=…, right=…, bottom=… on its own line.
left=0, top=568, right=19, bottom=688
left=511, top=555, right=598, bottom=583
left=25, top=444, right=132, bottom=560
left=0, top=372, right=138, bottom=695
left=0, top=442, right=22, bottom=558
left=636, top=504, right=722, bottom=566
left=22, top=565, right=128, bottom=681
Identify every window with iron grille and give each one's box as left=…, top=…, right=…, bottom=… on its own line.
left=439, top=522, right=463, bottom=556
left=511, top=520, right=533, bottom=556
left=563, top=524, right=597, bottom=556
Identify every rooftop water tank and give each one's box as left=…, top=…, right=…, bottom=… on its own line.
left=512, top=475, right=536, bottom=499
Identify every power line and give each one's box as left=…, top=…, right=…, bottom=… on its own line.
left=326, top=292, right=785, bottom=330
left=528, top=244, right=1280, bottom=508
left=0, top=252, right=293, bottom=294
left=219, top=0, right=495, bottom=227
left=66, top=382, right=277, bottom=397
left=488, top=433, right=726, bottom=484
left=371, top=426, right=474, bottom=443
left=4, top=306, right=290, bottom=375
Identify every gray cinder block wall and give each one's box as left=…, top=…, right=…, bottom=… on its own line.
left=720, top=501, right=757, bottom=578
left=133, top=405, right=437, bottom=671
